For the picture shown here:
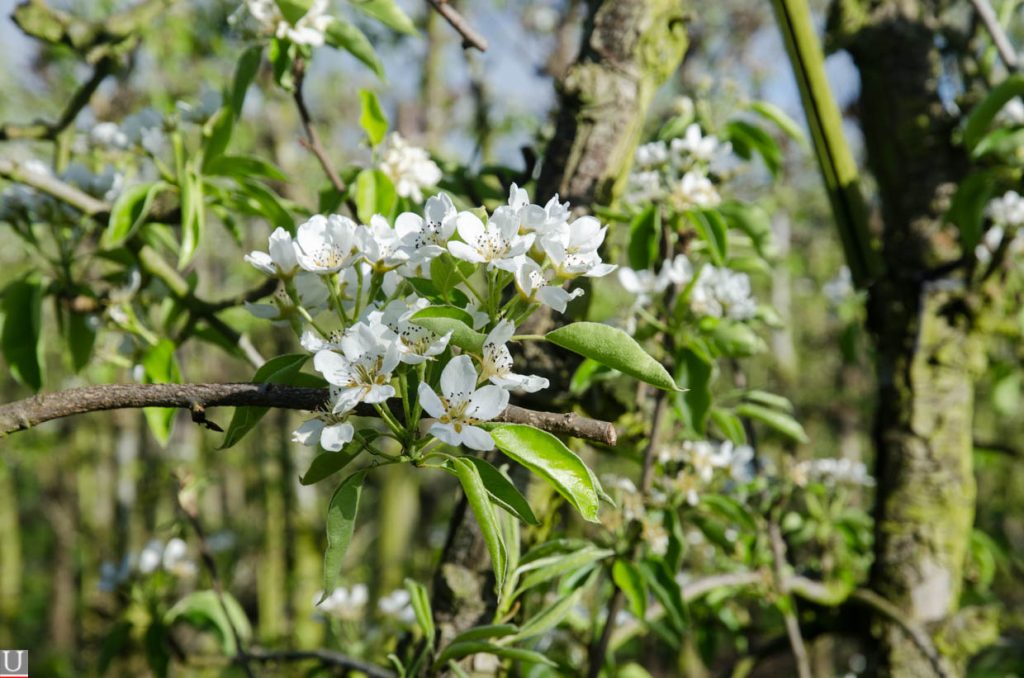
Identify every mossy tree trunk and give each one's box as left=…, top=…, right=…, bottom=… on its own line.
left=831, top=1, right=979, bottom=674
left=430, top=0, right=690, bottom=645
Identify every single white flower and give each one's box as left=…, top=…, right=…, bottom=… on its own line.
left=541, top=216, right=617, bottom=279
left=138, top=539, right=163, bottom=574
left=671, top=124, right=720, bottom=164
left=481, top=320, right=549, bottom=393
left=378, top=589, right=416, bottom=623
left=417, top=355, right=509, bottom=451
left=357, top=215, right=408, bottom=270
left=506, top=183, right=570, bottom=237
left=317, top=584, right=369, bottom=619
left=245, top=273, right=328, bottom=322
left=659, top=254, right=694, bottom=287
left=689, top=265, right=756, bottom=320
left=513, top=257, right=584, bottom=312
left=635, top=141, right=669, bottom=168
left=396, top=193, right=457, bottom=264
left=381, top=297, right=452, bottom=364
left=242, top=0, right=334, bottom=47
left=313, top=323, right=400, bottom=413
left=162, top=538, right=197, bottom=578
left=682, top=440, right=730, bottom=482
left=245, top=227, right=300, bottom=277
left=295, top=214, right=359, bottom=274
left=670, top=170, right=721, bottom=210
left=378, top=132, right=442, bottom=202
left=292, top=409, right=355, bottom=452
left=448, top=207, right=535, bottom=271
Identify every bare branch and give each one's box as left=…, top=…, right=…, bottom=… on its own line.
left=769, top=521, right=812, bottom=678
left=248, top=648, right=396, bottom=678
left=0, top=158, right=109, bottom=216
left=425, top=0, right=488, bottom=52
left=291, top=58, right=349, bottom=197
left=0, top=383, right=619, bottom=444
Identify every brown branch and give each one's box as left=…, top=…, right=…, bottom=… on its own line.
left=425, top=0, right=488, bottom=52
left=291, top=59, right=348, bottom=197
left=0, top=383, right=619, bottom=444
left=0, top=158, right=109, bottom=216
left=248, top=648, right=395, bottom=678
left=769, top=521, right=813, bottom=678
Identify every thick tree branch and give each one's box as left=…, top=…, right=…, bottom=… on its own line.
left=425, top=0, right=488, bottom=52
left=0, top=383, right=618, bottom=444
left=247, top=648, right=395, bottom=678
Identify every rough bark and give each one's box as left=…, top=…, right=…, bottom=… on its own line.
left=429, top=0, right=690, bottom=649
left=831, top=1, right=979, bottom=674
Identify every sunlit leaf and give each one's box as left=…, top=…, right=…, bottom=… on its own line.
left=545, top=322, right=679, bottom=392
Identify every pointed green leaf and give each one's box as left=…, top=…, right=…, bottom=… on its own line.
left=628, top=205, right=661, bottom=270
left=513, top=545, right=613, bottom=594
left=321, top=470, right=367, bottom=600
left=964, top=74, right=1024, bottom=151
left=325, top=18, right=384, bottom=78
left=105, top=181, right=170, bottom=246
left=351, top=0, right=417, bottom=35
left=451, top=457, right=507, bottom=596
left=449, top=624, right=519, bottom=645
left=1, top=275, right=45, bottom=391
left=545, top=322, right=679, bottom=392
left=141, top=339, right=181, bottom=446
left=404, top=578, right=435, bottom=645
left=410, top=306, right=486, bottom=353
left=735, top=402, right=808, bottom=443
left=221, top=354, right=308, bottom=449
left=358, top=89, right=389, bottom=146
left=165, top=590, right=252, bottom=656
left=512, top=587, right=583, bottom=640
left=230, top=45, right=262, bottom=116
left=456, top=457, right=538, bottom=525
left=300, top=436, right=371, bottom=485
left=612, top=560, right=648, bottom=620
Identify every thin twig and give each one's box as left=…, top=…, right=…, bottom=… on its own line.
left=175, top=474, right=255, bottom=678
left=291, top=58, right=348, bottom=196
left=968, top=0, right=1019, bottom=72
left=248, top=648, right=396, bottom=678
left=0, top=383, right=619, bottom=443
left=0, top=158, right=109, bottom=216
left=425, top=0, right=488, bottom=52
left=769, top=521, right=813, bottom=678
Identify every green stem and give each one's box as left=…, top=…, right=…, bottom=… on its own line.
left=372, top=403, right=405, bottom=438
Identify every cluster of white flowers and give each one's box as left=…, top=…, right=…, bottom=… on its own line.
left=377, top=589, right=416, bottom=623
left=230, top=0, right=334, bottom=46
left=99, top=537, right=196, bottom=591
left=657, top=440, right=755, bottom=506
left=617, top=254, right=693, bottom=307
left=377, top=133, right=443, bottom=203
left=976, top=191, right=1024, bottom=265
left=246, top=185, right=615, bottom=453
left=688, top=265, right=757, bottom=320
left=790, top=457, right=874, bottom=488
left=0, top=160, right=124, bottom=225
left=315, top=583, right=368, bottom=620
left=623, top=124, right=728, bottom=208
left=87, top=108, right=167, bottom=156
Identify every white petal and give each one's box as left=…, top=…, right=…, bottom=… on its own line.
left=363, top=384, right=396, bottom=404
left=455, top=211, right=486, bottom=244
left=485, top=319, right=515, bottom=348
left=417, top=382, right=446, bottom=419
left=467, top=384, right=509, bottom=421
left=428, top=422, right=462, bottom=447
left=448, top=241, right=486, bottom=263
left=584, top=262, right=617, bottom=278
left=395, top=212, right=424, bottom=239
left=292, top=419, right=325, bottom=446
left=321, top=422, right=355, bottom=451
left=313, top=350, right=351, bottom=385
left=244, top=251, right=276, bottom=275
left=268, top=227, right=298, bottom=272
left=440, top=355, right=478, bottom=403
left=459, top=425, right=495, bottom=451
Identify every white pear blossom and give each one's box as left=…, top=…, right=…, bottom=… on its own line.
left=293, top=388, right=356, bottom=451
left=623, top=170, right=663, bottom=205
left=792, top=458, right=874, bottom=487
left=448, top=208, right=535, bottom=271
left=357, top=215, right=408, bottom=270
left=671, top=124, right=721, bottom=164
left=245, top=273, right=328, bottom=322
left=138, top=539, right=163, bottom=574
left=480, top=320, right=549, bottom=392
left=689, top=265, right=757, bottom=320
left=682, top=440, right=730, bottom=482
left=986, top=190, right=1024, bottom=229
left=381, top=297, right=452, bottom=364
left=313, top=322, right=400, bottom=413
left=162, top=538, right=197, bottom=578
left=378, top=132, right=442, bottom=203
left=316, top=584, right=368, bottom=619
left=396, top=193, right=457, bottom=264
left=417, top=355, right=509, bottom=451
left=89, top=122, right=130, bottom=150
left=295, top=214, right=360, bottom=274
left=541, top=216, right=617, bottom=279
left=618, top=268, right=666, bottom=307
left=670, top=170, right=721, bottom=210
left=513, top=257, right=584, bottom=312
left=236, top=0, right=334, bottom=47
left=635, top=141, right=670, bottom=169
left=507, top=183, right=570, bottom=238
left=245, top=227, right=299, bottom=277
left=378, top=589, right=416, bottom=623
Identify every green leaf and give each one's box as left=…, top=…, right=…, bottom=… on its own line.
left=613, top=560, right=648, bottom=620
left=165, top=590, right=252, bottom=655
left=488, top=424, right=601, bottom=522
left=144, top=620, right=170, bottom=678
left=430, top=254, right=476, bottom=301
left=404, top=578, right=435, bottom=645
left=358, top=89, right=389, bottom=146
left=220, top=354, right=308, bottom=449
left=449, top=624, right=519, bottom=644
left=718, top=200, right=775, bottom=259
left=410, top=306, right=486, bottom=353
left=232, top=177, right=293, bottom=231
left=512, top=586, right=583, bottom=640
left=204, top=155, right=287, bottom=181
left=701, top=494, right=757, bottom=533
left=711, top=321, right=765, bottom=356
left=436, top=642, right=556, bottom=669
left=457, top=456, right=538, bottom=525
left=677, top=348, right=712, bottom=435
left=748, top=101, right=807, bottom=147
left=177, top=169, right=205, bottom=269
left=451, top=457, right=507, bottom=596
left=688, top=208, right=728, bottom=265
left=355, top=168, right=397, bottom=223
left=300, top=439, right=368, bottom=485
left=735, top=402, right=808, bottom=443
left=545, top=322, right=679, bottom=392
left=513, top=544, right=613, bottom=594
left=275, top=0, right=313, bottom=24
left=2, top=275, right=45, bottom=391
left=105, top=181, right=170, bottom=246
left=710, top=408, right=746, bottom=445
left=325, top=18, right=384, bottom=78
left=725, top=119, right=783, bottom=176
left=743, top=389, right=794, bottom=412
left=641, top=559, right=686, bottom=635
left=201, top=107, right=234, bottom=165
left=321, top=470, right=367, bottom=600
left=628, top=205, right=661, bottom=270
left=141, top=339, right=181, bottom=446
left=65, top=309, right=97, bottom=372
left=268, top=37, right=296, bottom=90
left=947, top=170, right=999, bottom=253
left=351, top=0, right=418, bottom=35
left=230, top=45, right=262, bottom=117
left=964, top=74, right=1024, bottom=151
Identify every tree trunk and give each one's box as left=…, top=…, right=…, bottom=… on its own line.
left=430, top=0, right=690, bottom=645
left=831, top=1, right=978, bottom=673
